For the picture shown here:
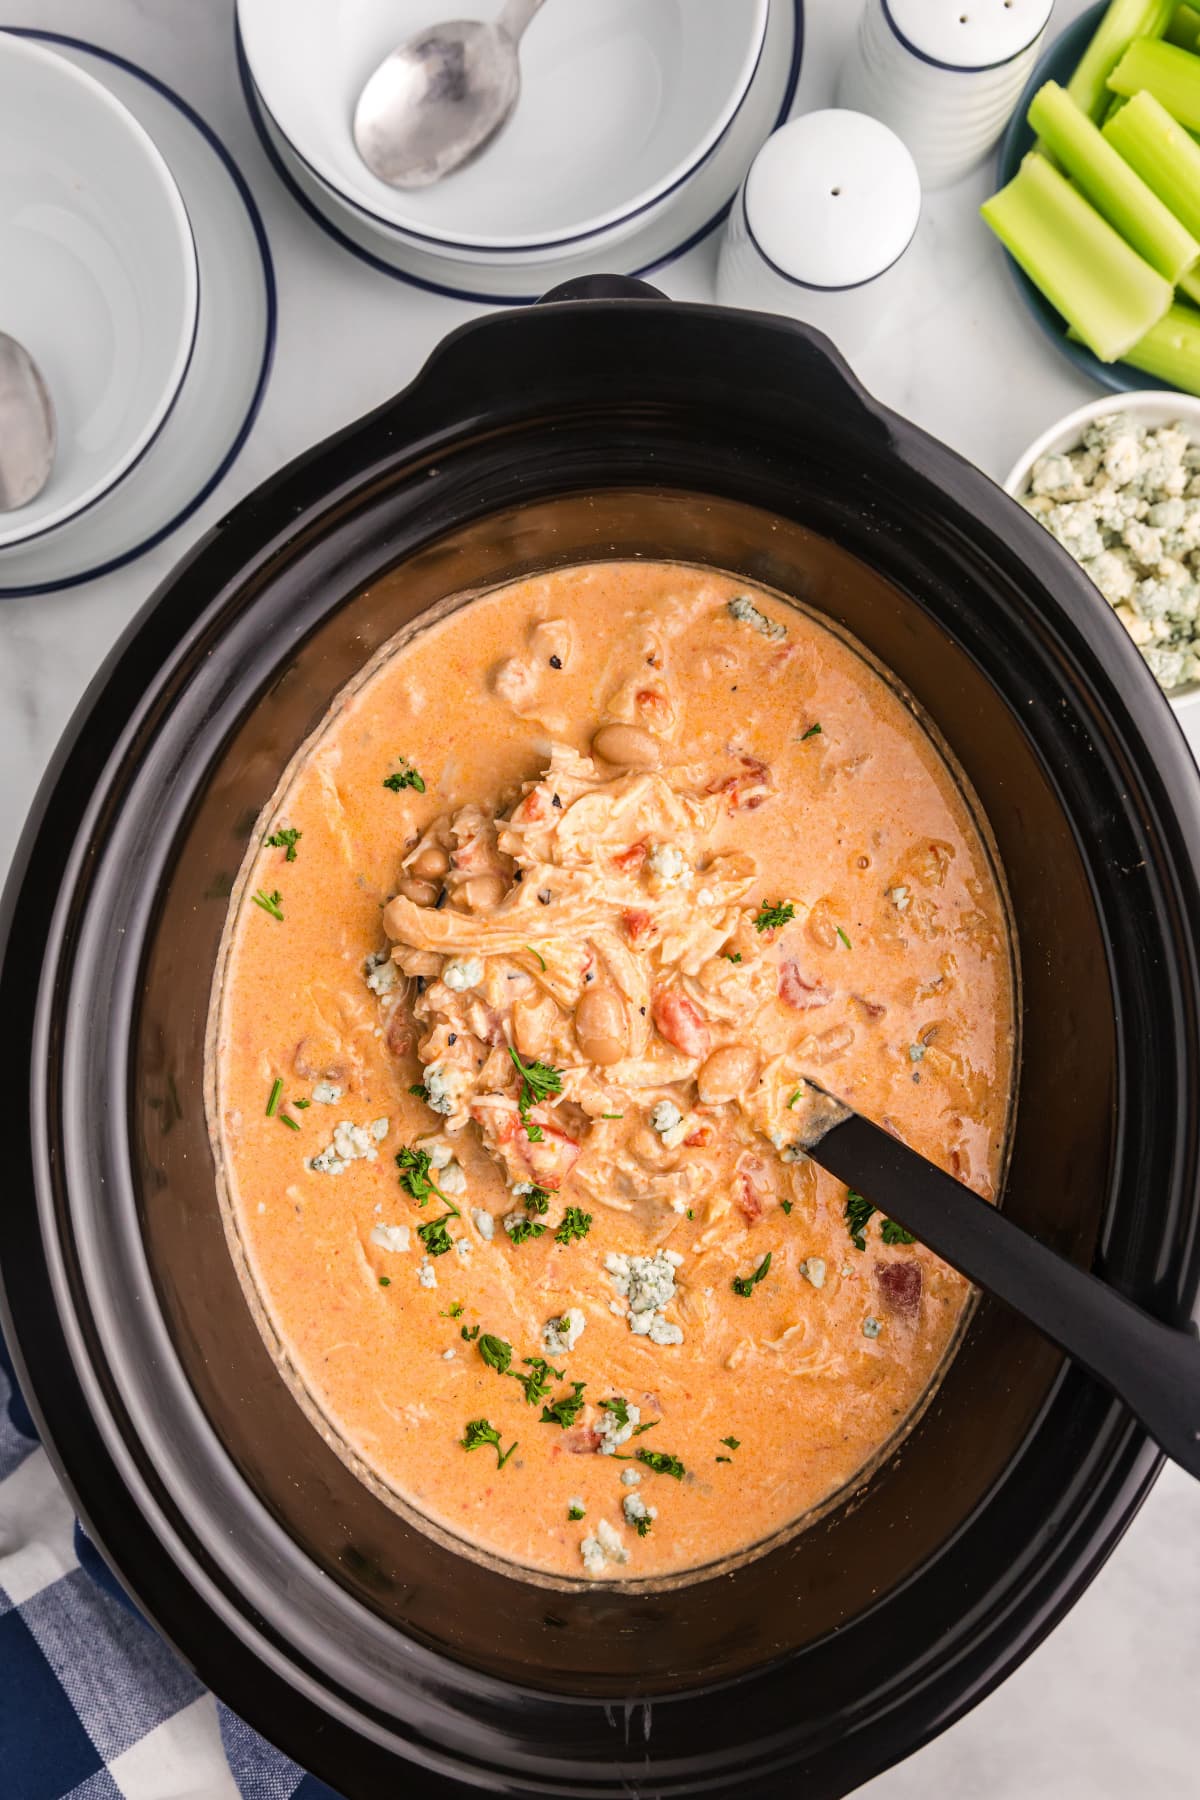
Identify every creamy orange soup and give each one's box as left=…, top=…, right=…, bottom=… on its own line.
left=210, top=561, right=1015, bottom=1585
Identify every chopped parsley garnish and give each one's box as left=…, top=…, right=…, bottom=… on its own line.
left=881, top=1219, right=917, bottom=1246
left=511, top=1356, right=565, bottom=1406
left=383, top=757, right=426, bottom=794
left=266, top=1078, right=283, bottom=1118
left=601, top=1112, right=625, bottom=1120
left=600, top=1397, right=631, bottom=1428
left=461, top=1324, right=480, bottom=1342
left=722, top=951, right=743, bottom=963
left=409, top=1082, right=430, bottom=1102
left=280, top=1113, right=301, bottom=1132
left=441, top=1301, right=464, bottom=1319
left=720, top=1436, right=741, bottom=1451
left=636, top=1449, right=686, bottom=1480
left=836, top=926, right=852, bottom=950
left=524, top=1122, right=545, bottom=1143
left=555, top=1206, right=592, bottom=1245
left=264, top=827, right=302, bottom=861
left=801, top=723, right=823, bottom=741
left=507, top=1046, right=563, bottom=1113
left=567, top=1501, right=585, bottom=1520
left=293, top=1098, right=311, bottom=1110
left=416, top=1212, right=459, bottom=1257
left=540, top=1382, right=587, bottom=1427
left=732, top=1251, right=772, bottom=1297
left=460, top=1418, right=517, bottom=1468
left=524, top=1187, right=551, bottom=1215
left=634, top=1513, right=653, bottom=1538
left=632, top=1420, right=658, bottom=1437
left=787, top=1089, right=802, bottom=1109
left=396, top=1145, right=449, bottom=1206
left=716, top=1455, right=732, bottom=1463
left=845, top=1190, right=876, bottom=1252
left=251, top=888, right=284, bottom=921
left=378, top=1275, right=390, bottom=1287
left=477, top=1333, right=513, bottom=1373
left=753, top=900, right=795, bottom=933
left=525, top=946, right=547, bottom=972
left=506, top=1217, right=546, bottom=1246
left=780, top=1199, right=794, bottom=1215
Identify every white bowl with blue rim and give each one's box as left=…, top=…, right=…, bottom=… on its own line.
left=237, top=0, right=770, bottom=261
left=0, top=32, right=199, bottom=550
left=1005, top=389, right=1200, bottom=727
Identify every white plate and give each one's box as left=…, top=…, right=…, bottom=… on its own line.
left=237, top=0, right=768, bottom=252
left=0, top=32, right=275, bottom=598
left=242, top=0, right=803, bottom=304
left=0, top=32, right=199, bottom=548
left=1004, top=390, right=1200, bottom=726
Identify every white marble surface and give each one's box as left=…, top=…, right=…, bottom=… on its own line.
left=0, top=1, right=1195, bottom=1795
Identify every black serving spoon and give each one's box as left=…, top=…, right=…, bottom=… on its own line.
left=802, top=1094, right=1200, bottom=1481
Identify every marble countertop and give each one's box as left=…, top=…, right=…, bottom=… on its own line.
left=0, top=1, right=1195, bottom=1795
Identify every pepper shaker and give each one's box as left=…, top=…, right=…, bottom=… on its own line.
left=837, top=0, right=1055, bottom=189
left=716, top=110, right=921, bottom=361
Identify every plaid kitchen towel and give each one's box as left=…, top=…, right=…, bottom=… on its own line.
left=0, top=1333, right=343, bottom=1800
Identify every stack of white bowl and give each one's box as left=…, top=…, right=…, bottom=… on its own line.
left=237, top=0, right=804, bottom=303
left=0, top=33, right=199, bottom=562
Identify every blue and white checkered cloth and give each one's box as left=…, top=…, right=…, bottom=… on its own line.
left=0, top=1332, right=343, bottom=1800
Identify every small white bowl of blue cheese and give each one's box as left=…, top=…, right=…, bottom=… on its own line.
left=1005, top=392, right=1200, bottom=723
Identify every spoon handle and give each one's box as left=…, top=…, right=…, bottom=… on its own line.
left=498, top=0, right=546, bottom=43
left=811, top=1109, right=1200, bottom=1481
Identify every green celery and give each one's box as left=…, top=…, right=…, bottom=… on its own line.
left=981, top=152, right=1172, bottom=362
left=1028, top=81, right=1198, bottom=280
left=1107, top=35, right=1200, bottom=127
left=1180, top=265, right=1200, bottom=304
left=1122, top=299, right=1200, bottom=390
left=1068, top=0, right=1176, bottom=119
left=1105, top=90, right=1200, bottom=240
left=1166, top=1, right=1200, bottom=47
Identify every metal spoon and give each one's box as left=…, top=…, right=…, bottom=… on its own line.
left=0, top=332, right=55, bottom=512
left=353, top=0, right=547, bottom=191
left=796, top=1086, right=1200, bottom=1482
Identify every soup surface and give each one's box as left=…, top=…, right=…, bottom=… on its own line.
left=211, top=561, right=1016, bottom=1583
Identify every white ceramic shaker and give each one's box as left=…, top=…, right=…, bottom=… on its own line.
left=716, top=110, right=921, bottom=361
left=837, top=0, right=1055, bottom=189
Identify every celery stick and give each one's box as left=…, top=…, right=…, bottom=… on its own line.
left=1123, top=300, right=1200, bottom=390
left=1107, top=36, right=1200, bottom=126
left=1028, top=81, right=1198, bottom=280
left=982, top=153, right=1172, bottom=361
left=1166, top=1, right=1200, bottom=47
left=1180, top=265, right=1200, bottom=304
left=1105, top=90, right=1200, bottom=240
left=1068, top=0, right=1176, bottom=119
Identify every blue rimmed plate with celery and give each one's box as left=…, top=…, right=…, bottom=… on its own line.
left=992, top=0, right=1200, bottom=394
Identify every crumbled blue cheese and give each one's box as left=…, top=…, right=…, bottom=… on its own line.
left=370, top=1223, right=410, bottom=1254
left=886, top=885, right=910, bottom=913
left=443, top=955, right=484, bottom=991
left=647, top=843, right=691, bottom=887
left=623, top=1492, right=656, bottom=1530
left=597, top=1519, right=629, bottom=1563
left=311, top=1081, right=343, bottom=1105
left=364, top=951, right=398, bottom=996
left=908, top=1044, right=925, bottom=1063
left=801, top=1256, right=827, bottom=1290
left=597, top=1401, right=641, bottom=1454
left=471, top=1207, right=495, bottom=1241
left=862, top=1314, right=882, bottom=1338
left=309, top=1120, right=380, bottom=1174
left=567, top=1496, right=586, bottom=1520
left=453, top=1238, right=472, bottom=1263
left=415, top=1136, right=455, bottom=1170
left=503, top=1211, right=527, bottom=1237
left=580, top=1534, right=607, bottom=1574
left=442, top=1347, right=456, bottom=1359
left=727, top=595, right=787, bottom=640
left=543, top=1308, right=586, bottom=1355
left=605, top=1249, right=685, bottom=1345
left=424, top=1063, right=464, bottom=1116
left=439, top=1161, right=467, bottom=1195
left=650, top=1099, right=683, bottom=1135
left=417, top=1260, right=437, bottom=1289
left=620, top=1467, right=642, bottom=1486
left=370, top=1117, right=389, bottom=1140
left=1024, top=413, right=1200, bottom=692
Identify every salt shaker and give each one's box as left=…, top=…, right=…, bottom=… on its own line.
left=837, top=0, right=1055, bottom=189
left=716, top=110, right=921, bottom=361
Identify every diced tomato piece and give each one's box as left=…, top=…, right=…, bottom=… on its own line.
left=652, top=990, right=710, bottom=1058
left=636, top=689, right=672, bottom=727
left=706, top=755, right=772, bottom=813
left=778, top=960, right=832, bottom=1011
left=623, top=907, right=655, bottom=945
left=683, top=1125, right=713, bottom=1149
left=612, top=842, right=648, bottom=874
left=563, top=1426, right=602, bottom=1454
left=876, top=1260, right=922, bottom=1319
left=516, top=1109, right=581, bottom=1191
left=512, top=788, right=546, bottom=824
left=734, top=1154, right=769, bottom=1224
